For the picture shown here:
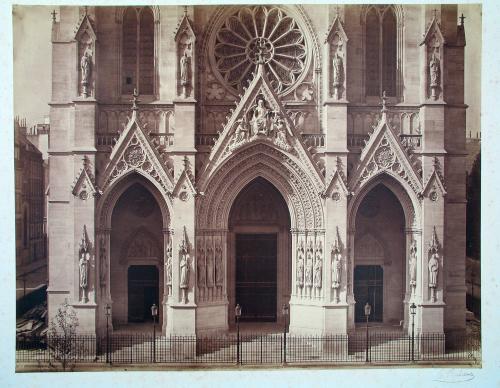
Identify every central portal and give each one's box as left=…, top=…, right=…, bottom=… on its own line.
left=228, top=177, right=291, bottom=326
left=236, top=234, right=277, bottom=321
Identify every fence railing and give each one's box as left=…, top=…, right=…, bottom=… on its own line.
left=16, top=331, right=480, bottom=365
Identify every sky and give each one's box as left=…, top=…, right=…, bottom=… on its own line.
left=12, top=3, right=482, bottom=137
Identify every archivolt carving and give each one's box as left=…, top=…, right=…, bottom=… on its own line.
left=197, top=143, right=323, bottom=229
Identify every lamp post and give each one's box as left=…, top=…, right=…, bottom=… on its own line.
left=105, top=304, right=111, bottom=364
left=235, top=304, right=242, bottom=365
left=410, top=302, right=416, bottom=362
left=364, top=302, right=371, bottom=363
left=151, top=303, right=158, bottom=363
left=282, top=304, right=289, bottom=364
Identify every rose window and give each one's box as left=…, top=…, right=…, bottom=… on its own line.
left=212, top=6, right=308, bottom=95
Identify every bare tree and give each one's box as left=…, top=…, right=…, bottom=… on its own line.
left=48, top=300, right=79, bottom=370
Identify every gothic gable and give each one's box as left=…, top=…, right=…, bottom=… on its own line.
left=74, top=12, right=97, bottom=42
left=72, top=157, right=97, bottom=200
left=198, top=64, right=324, bottom=190
left=323, top=158, right=350, bottom=199
left=421, top=158, right=447, bottom=200
left=99, top=103, right=174, bottom=195
left=349, top=105, right=423, bottom=195
left=172, top=157, right=198, bottom=201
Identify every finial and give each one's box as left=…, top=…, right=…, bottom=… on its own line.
left=51, top=9, right=57, bottom=22
left=131, top=88, right=140, bottom=111
left=433, top=8, right=437, bottom=19
left=381, top=91, right=388, bottom=113
left=433, top=156, right=439, bottom=170
left=84, top=6, right=88, bottom=16
left=459, top=13, right=466, bottom=26
left=183, top=156, right=189, bottom=170
left=184, top=6, right=188, bottom=17
left=336, top=156, right=342, bottom=171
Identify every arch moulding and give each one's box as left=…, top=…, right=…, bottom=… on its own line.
left=96, top=172, right=172, bottom=231
left=197, top=143, right=324, bottom=231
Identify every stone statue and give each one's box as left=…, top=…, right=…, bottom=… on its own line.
left=250, top=98, right=270, bottom=135
left=331, top=245, right=342, bottom=289
left=165, top=244, right=172, bottom=286
left=296, top=242, right=305, bottom=287
left=409, top=240, right=417, bottom=287
left=80, top=49, right=92, bottom=97
left=234, top=118, right=249, bottom=144
left=197, top=247, right=206, bottom=288
left=215, top=244, right=223, bottom=286
left=428, top=251, right=439, bottom=289
left=305, top=243, right=313, bottom=287
left=79, top=228, right=90, bottom=302
left=429, top=51, right=440, bottom=87
left=179, top=238, right=190, bottom=303
left=313, top=249, right=323, bottom=289
left=273, top=116, right=289, bottom=150
left=180, top=50, right=190, bottom=86
left=332, top=51, right=343, bottom=88
left=206, top=246, right=214, bottom=287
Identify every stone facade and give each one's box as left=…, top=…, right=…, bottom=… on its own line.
left=47, top=5, right=467, bottom=336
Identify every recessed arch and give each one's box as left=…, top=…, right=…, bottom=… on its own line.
left=197, top=143, right=324, bottom=230
left=348, top=172, right=420, bottom=231
left=97, top=171, right=171, bottom=231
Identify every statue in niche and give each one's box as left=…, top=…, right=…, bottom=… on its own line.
left=197, top=247, right=206, bottom=288
left=215, top=244, right=223, bottom=286
left=230, top=118, right=250, bottom=150
left=180, top=50, right=190, bottom=86
left=272, top=116, right=290, bottom=151
left=165, top=244, right=172, bottom=286
left=332, top=49, right=343, bottom=99
left=429, top=49, right=441, bottom=100
left=305, top=242, right=313, bottom=287
left=250, top=98, right=270, bottom=136
left=313, top=245, right=323, bottom=289
left=206, top=246, right=215, bottom=288
left=296, top=241, right=305, bottom=288
left=79, top=227, right=90, bottom=302
left=409, top=240, right=417, bottom=287
left=331, top=243, right=342, bottom=289
left=80, top=48, right=92, bottom=97
left=428, top=251, right=439, bottom=289
left=179, top=236, right=190, bottom=303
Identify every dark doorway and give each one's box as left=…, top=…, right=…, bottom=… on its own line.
left=236, top=234, right=277, bottom=322
left=354, top=265, right=383, bottom=322
left=128, top=265, right=159, bottom=322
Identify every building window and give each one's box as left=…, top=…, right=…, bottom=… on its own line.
left=122, top=7, right=154, bottom=95
left=365, top=7, right=397, bottom=97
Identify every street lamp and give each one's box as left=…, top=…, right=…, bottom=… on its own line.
left=151, top=303, right=158, bottom=363
left=364, top=302, right=371, bottom=363
left=282, top=304, right=289, bottom=364
left=235, top=304, right=242, bottom=365
left=410, top=302, right=416, bottom=362
left=105, top=304, right=111, bottom=364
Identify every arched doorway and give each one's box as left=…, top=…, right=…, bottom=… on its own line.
left=228, top=177, right=291, bottom=323
left=110, top=182, right=164, bottom=326
left=354, top=184, right=405, bottom=325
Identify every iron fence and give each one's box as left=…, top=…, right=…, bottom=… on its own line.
left=16, top=331, right=481, bottom=366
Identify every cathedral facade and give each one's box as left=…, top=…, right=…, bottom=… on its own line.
left=47, top=5, right=467, bottom=337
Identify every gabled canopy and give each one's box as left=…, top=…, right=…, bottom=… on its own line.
left=198, top=64, right=324, bottom=191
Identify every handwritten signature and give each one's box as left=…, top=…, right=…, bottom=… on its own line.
left=434, top=370, right=475, bottom=383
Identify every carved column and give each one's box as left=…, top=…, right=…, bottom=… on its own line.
left=162, top=228, right=173, bottom=333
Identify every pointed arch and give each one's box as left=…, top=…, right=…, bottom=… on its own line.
left=97, top=172, right=171, bottom=231
left=348, top=172, right=420, bottom=231
left=197, top=143, right=324, bottom=230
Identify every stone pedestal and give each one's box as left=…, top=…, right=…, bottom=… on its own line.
left=166, top=304, right=197, bottom=336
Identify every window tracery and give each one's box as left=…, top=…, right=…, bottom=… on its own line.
left=212, top=6, right=308, bottom=95
left=364, top=6, right=398, bottom=98
left=122, top=7, right=154, bottom=95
